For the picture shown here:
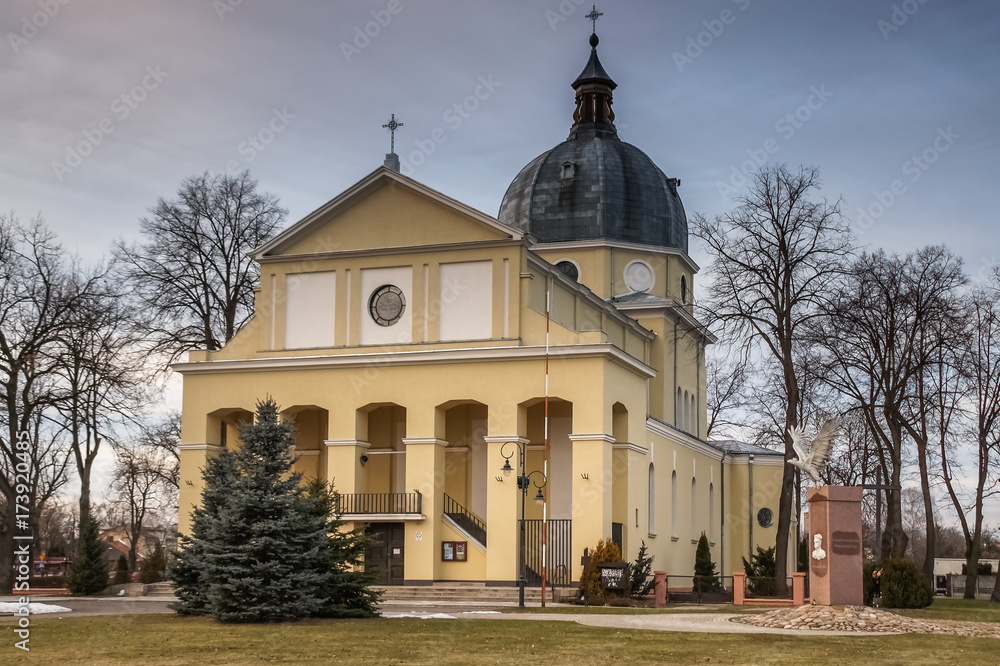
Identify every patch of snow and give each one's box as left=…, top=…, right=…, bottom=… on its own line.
left=0, top=602, right=72, bottom=614
left=382, top=613, right=457, bottom=620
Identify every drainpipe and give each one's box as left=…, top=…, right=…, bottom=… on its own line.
left=720, top=453, right=726, bottom=582
left=748, top=453, right=755, bottom=557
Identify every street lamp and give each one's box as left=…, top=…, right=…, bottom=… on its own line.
left=500, top=441, right=547, bottom=608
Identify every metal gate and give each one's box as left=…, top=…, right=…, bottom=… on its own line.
left=519, top=519, right=572, bottom=587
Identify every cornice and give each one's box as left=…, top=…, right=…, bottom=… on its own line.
left=172, top=343, right=656, bottom=379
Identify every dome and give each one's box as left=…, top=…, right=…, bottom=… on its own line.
left=498, top=34, right=688, bottom=252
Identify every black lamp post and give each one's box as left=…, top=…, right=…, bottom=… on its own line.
left=500, top=441, right=547, bottom=608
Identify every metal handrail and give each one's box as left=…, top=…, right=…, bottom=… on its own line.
left=443, top=493, right=487, bottom=545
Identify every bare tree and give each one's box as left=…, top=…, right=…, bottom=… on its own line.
left=705, top=349, right=750, bottom=439
left=114, top=171, right=286, bottom=363
left=109, top=443, right=173, bottom=573
left=54, top=268, right=150, bottom=532
left=135, top=412, right=180, bottom=490
left=0, top=215, right=94, bottom=593
left=938, top=281, right=1000, bottom=600
left=694, top=164, right=852, bottom=592
left=813, top=246, right=966, bottom=560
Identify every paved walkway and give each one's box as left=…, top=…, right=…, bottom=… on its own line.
left=0, top=596, right=939, bottom=636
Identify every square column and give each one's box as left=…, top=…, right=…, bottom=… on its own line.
left=808, top=485, right=863, bottom=606
left=324, top=440, right=370, bottom=494
left=403, top=437, right=447, bottom=584
left=178, top=443, right=222, bottom=536
left=484, top=436, right=527, bottom=585
left=570, top=433, right=614, bottom=583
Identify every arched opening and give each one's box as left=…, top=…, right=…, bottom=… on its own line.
left=708, top=482, right=715, bottom=542
left=689, top=393, right=697, bottom=437
left=612, top=402, right=628, bottom=444
left=647, top=463, right=656, bottom=535
left=676, top=387, right=683, bottom=430
left=691, top=477, right=698, bottom=540
left=670, top=470, right=678, bottom=539
left=521, top=398, right=574, bottom=520
left=680, top=275, right=688, bottom=303
left=207, top=408, right=254, bottom=450
left=440, top=400, right=489, bottom=520
left=358, top=403, right=407, bottom=495
left=281, top=404, right=329, bottom=480
left=683, top=390, right=690, bottom=433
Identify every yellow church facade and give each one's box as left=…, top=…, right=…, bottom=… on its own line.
left=175, top=30, right=788, bottom=590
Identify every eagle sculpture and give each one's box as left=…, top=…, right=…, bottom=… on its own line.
left=787, top=418, right=840, bottom=484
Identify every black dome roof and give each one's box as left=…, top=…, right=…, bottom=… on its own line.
left=497, top=35, right=688, bottom=252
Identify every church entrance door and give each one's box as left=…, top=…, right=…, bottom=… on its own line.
left=366, top=522, right=405, bottom=585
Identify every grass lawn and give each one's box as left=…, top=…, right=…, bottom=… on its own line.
left=3, top=614, right=998, bottom=665
left=896, top=597, right=1000, bottom=623
left=505, top=604, right=766, bottom=615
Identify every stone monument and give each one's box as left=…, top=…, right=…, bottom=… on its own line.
left=807, top=485, right=863, bottom=606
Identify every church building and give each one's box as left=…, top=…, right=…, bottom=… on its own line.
left=176, top=29, right=786, bottom=590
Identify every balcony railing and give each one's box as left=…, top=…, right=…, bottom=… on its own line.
left=335, top=492, right=422, bottom=516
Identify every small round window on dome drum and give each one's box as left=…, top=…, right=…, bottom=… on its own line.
left=556, top=261, right=579, bottom=282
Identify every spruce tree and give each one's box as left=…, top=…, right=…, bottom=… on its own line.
left=113, top=554, right=130, bottom=585
left=693, top=532, right=722, bottom=595
left=67, top=518, right=109, bottom=595
left=171, top=447, right=238, bottom=615
left=304, top=478, right=381, bottom=618
left=629, top=540, right=655, bottom=599
left=203, top=398, right=329, bottom=622
left=140, top=539, right=167, bottom=584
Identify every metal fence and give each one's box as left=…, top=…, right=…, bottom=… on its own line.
left=949, top=574, right=997, bottom=599
left=744, top=575, right=796, bottom=599
left=520, top=519, right=573, bottom=587
left=663, top=575, right=735, bottom=604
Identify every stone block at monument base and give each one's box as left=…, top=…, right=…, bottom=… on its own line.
left=807, top=485, right=863, bottom=606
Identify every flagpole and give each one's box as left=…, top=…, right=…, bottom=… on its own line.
left=542, top=286, right=550, bottom=607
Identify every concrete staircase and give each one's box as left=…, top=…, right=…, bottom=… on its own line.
left=375, top=584, right=577, bottom=604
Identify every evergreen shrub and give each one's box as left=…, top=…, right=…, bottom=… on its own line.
left=579, top=538, right=624, bottom=604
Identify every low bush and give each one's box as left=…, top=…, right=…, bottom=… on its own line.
left=867, top=558, right=933, bottom=609
left=579, top=538, right=625, bottom=604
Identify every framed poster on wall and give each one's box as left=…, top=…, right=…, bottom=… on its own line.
left=441, top=541, right=467, bottom=562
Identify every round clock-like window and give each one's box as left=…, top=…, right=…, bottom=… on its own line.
left=757, top=508, right=773, bottom=528
left=369, top=285, right=405, bottom=327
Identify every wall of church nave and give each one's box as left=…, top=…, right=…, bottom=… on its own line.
left=722, top=457, right=787, bottom=578
left=642, top=429, right=724, bottom=577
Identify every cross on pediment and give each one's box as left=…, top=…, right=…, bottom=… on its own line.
left=382, top=113, right=403, bottom=154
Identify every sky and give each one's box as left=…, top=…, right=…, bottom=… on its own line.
left=3, top=1, right=999, bottom=524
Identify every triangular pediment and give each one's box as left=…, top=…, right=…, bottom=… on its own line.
left=253, top=167, right=523, bottom=260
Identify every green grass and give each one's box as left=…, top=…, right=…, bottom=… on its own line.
left=896, top=598, right=1000, bottom=623
left=3, top=614, right=998, bottom=665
